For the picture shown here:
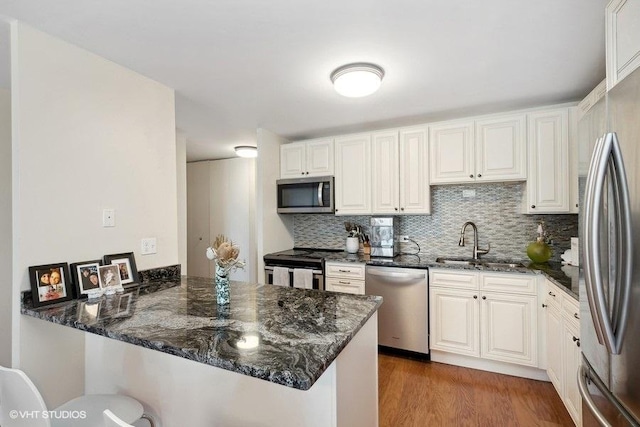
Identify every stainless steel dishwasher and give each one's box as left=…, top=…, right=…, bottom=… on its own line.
left=365, top=266, right=428, bottom=355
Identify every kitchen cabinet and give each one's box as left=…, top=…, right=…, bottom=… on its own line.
left=606, top=0, right=640, bottom=90
left=334, top=134, right=371, bottom=215
left=430, top=114, right=526, bottom=184
left=543, top=279, right=581, bottom=426
left=526, top=108, right=570, bottom=213
left=325, top=262, right=365, bottom=295
left=429, top=269, right=538, bottom=368
left=280, top=138, right=334, bottom=178
left=371, top=127, right=430, bottom=215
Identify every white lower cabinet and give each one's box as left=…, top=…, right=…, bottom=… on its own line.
left=429, top=269, right=538, bottom=368
left=325, top=262, right=365, bottom=295
left=544, top=279, right=581, bottom=426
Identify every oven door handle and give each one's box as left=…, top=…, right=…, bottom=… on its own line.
left=264, top=266, right=323, bottom=275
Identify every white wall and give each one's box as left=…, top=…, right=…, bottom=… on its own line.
left=176, top=132, right=187, bottom=275
left=0, top=88, right=11, bottom=368
left=11, top=22, right=178, bottom=407
left=256, top=128, right=294, bottom=275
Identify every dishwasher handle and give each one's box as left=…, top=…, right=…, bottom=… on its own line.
left=366, top=268, right=426, bottom=281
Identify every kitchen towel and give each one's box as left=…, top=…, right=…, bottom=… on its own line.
left=272, top=267, right=290, bottom=286
left=293, top=268, right=314, bottom=289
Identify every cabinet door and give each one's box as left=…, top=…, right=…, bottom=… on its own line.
left=280, top=142, right=306, bottom=178
left=371, top=130, right=399, bottom=214
left=429, top=287, right=479, bottom=357
left=335, top=134, right=371, bottom=215
left=545, top=303, right=564, bottom=396
left=480, top=292, right=537, bottom=366
left=475, top=114, right=526, bottom=182
left=429, top=121, right=475, bottom=184
left=564, top=320, right=582, bottom=426
left=306, top=138, right=334, bottom=177
left=607, top=0, right=640, bottom=89
left=399, top=127, right=430, bottom=214
left=526, top=109, right=570, bottom=213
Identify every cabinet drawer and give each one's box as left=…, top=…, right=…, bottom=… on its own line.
left=430, top=269, right=478, bottom=290
left=326, top=262, right=365, bottom=279
left=325, top=277, right=365, bottom=295
left=480, top=273, right=536, bottom=295
left=562, top=296, right=580, bottom=324
left=545, top=282, right=563, bottom=308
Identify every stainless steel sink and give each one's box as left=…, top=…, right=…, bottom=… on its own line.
left=435, top=257, right=525, bottom=269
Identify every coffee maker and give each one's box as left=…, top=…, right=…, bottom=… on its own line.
left=369, top=217, right=399, bottom=257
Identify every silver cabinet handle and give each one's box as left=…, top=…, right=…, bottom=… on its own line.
left=338, top=280, right=351, bottom=285
left=578, top=366, right=612, bottom=427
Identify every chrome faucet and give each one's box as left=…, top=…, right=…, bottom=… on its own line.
left=458, top=221, right=490, bottom=260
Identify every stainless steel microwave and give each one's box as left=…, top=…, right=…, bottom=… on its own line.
left=276, top=176, right=335, bottom=214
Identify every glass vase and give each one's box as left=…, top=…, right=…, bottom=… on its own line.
left=215, top=264, right=230, bottom=305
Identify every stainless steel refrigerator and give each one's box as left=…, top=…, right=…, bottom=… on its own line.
left=578, top=66, right=640, bottom=426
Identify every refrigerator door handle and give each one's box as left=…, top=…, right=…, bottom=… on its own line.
left=609, top=133, right=633, bottom=354
left=584, top=132, right=633, bottom=355
left=578, top=365, right=613, bottom=427
left=583, top=135, right=609, bottom=345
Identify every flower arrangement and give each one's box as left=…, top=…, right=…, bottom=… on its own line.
left=206, top=234, right=246, bottom=275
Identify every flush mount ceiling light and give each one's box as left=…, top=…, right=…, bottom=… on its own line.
left=330, top=63, right=385, bottom=98
left=234, top=146, right=258, bottom=158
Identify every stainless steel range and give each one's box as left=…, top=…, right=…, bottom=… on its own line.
left=263, top=248, right=342, bottom=291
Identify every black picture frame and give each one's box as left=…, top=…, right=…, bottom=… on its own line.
left=70, top=259, right=103, bottom=298
left=28, top=263, right=74, bottom=308
left=103, top=252, right=138, bottom=285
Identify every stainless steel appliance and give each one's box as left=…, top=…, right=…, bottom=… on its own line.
left=263, top=248, right=337, bottom=290
left=578, top=67, right=640, bottom=426
left=276, top=176, right=334, bottom=214
left=365, top=266, right=429, bottom=355
left=369, top=217, right=399, bottom=257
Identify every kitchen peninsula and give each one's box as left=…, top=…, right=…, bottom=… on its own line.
left=22, top=272, right=382, bottom=427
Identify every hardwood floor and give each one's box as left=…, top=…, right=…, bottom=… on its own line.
left=378, top=353, right=574, bottom=427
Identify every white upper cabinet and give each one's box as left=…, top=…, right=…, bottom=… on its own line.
left=607, top=0, right=640, bottom=89
left=280, top=138, right=333, bottom=178
left=429, top=121, right=475, bottom=184
left=335, top=134, right=371, bottom=215
left=430, top=113, right=526, bottom=184
left=475, top=114, right=527, bottom=181
left=399, top=127, right=430, bottom=214
left=526, top=108, right=570, bottom=213
left=371, top=130, right=399, bottom=214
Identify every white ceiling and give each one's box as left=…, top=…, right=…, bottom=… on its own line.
left=0, top=0, right=606, bottom=161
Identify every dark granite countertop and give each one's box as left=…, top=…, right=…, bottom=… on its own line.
left=322, top=251, right=578, bottom=300
left=21, top=276, right=382, bottom=390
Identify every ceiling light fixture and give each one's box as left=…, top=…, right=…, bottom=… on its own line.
left=330, top=63, right=385, bottom=98
left=234, top=146, right=258, bottom=158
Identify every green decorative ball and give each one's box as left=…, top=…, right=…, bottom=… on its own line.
left=527, top=240, right=552, bottom=263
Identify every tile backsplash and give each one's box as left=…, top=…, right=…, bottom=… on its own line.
left=293, top=182, right=578, bottom=262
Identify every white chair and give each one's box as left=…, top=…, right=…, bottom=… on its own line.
left=103, top=409, right=134, bottom=427
left=0, top=365, right=155, bottom=427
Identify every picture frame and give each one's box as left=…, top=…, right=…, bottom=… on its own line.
left=103, top=252, right=138, bottom=285
left=70, top=259, right=103, bottom=298
left=28, top=263, right=74, bottom=308
left=98, top=264, right=123, bottom=294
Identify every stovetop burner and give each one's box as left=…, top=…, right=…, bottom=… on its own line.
left=263, top=248, right=343, bottom=268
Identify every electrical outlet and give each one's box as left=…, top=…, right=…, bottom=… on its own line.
left=102, top=209, right=115, bottom=227
left=141, top=237, right=157, bottom=255
left=398, top=235, right=410, bottom=243
left=462, top=189, right=476, bottom=198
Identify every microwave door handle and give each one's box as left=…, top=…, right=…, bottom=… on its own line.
left=610, top=133, right=633, bottom=354
left=318, top=182, right=323, bottom=207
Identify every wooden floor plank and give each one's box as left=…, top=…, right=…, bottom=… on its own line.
left=378, top=353, right=574, bottom=427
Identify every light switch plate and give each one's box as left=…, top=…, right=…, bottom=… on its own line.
left=102, top=209, right=115, bottom=227
left=141, top=237, right=157, bottom=255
